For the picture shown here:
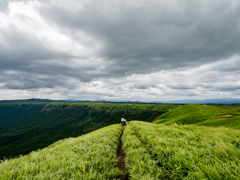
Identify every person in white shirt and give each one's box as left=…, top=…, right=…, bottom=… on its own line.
left=121, top=118, right=126, bottom=125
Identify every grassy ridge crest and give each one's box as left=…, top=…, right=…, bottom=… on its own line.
left=154, top=104, right=240, bottom=129
left=123, top=121, right=240, bottom=179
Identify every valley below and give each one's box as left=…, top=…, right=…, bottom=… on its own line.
left=0, top=101, right=176, bottom=160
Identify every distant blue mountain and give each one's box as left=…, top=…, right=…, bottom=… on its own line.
left=1, top=98, right=240, bottom=104
left=160, top=98, right=240, bottom=104
left=0, top=98, right=55, bottom=103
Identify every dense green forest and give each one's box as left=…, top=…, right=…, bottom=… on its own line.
left=0, top=101, right=178, bottom=160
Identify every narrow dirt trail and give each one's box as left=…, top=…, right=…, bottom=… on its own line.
left=117, top=125, right=129, bottom=180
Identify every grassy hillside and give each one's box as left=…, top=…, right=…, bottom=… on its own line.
left=1, top=121, right=239, bottom=179
left=0, top=124, right=123, bottom=179
left=0, top=101, right=178, bottom=159
left=153, top=104, right=240, bottom=129
left=123, top=121, right=240, bottom=179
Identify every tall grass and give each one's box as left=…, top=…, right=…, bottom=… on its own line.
left=123, top=121, right=240, bottom=179
left=0, top=124, right=123, bottom=179
left=122, top=124, right=162, bottom=179
left=1, top=120, right=239, bottom=179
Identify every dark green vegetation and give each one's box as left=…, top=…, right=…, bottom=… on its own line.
left=123, top=121, right=240, bottom=179
left=0, top=124, right=123, bottom=179
left=154, top=104, right=240, bottom=129
left=0, top=101, right=177, bottom=160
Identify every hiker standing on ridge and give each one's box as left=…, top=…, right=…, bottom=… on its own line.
left=121, top=118, right=126, bottom=126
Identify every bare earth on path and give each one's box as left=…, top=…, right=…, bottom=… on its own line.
left=117, top=125, right=129, bottom=180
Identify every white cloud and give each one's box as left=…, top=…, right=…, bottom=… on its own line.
left=0, top=0, right=240, bottom=101
left=0, top=1, right=102, bottom=57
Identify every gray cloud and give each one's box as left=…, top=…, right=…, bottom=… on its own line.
left=0, top=26, right=68, bottom=64
left=168, top=84, right=194, bottom=90
left=40, top=0, right=240, bottom=74
left=0, top=0, right=240, bottom=100
left=218, top=85, right=240, bottom=91
left=0, top=1, right=8, bottom=12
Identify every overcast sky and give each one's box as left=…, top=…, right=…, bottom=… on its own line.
left=0, top=0, right=240, bottom=101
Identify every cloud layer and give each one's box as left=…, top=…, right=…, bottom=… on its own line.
left=0, top=0, right=240, bottom=101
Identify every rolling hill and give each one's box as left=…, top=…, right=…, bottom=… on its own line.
left=153, top=104, right=240, bottom=129
left=0, top=121, right=239, bottom=179
left=0, top=101, right=178, bottom=160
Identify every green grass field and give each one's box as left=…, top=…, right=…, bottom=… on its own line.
left=154, top=104, right=240, bottom=129
left=123, top=121, right=240, bottom=179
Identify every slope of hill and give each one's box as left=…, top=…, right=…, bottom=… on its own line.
left=0, top=124, right=123, bottom=179
left=153, top=104, right=240, bottom=129
left=1, top=121, right=240, bottom=179
left=122, top=121, right=240, bottom=179
left=158, top=98, right=240, bottom=104
left=0, top=101, right=178, bottom=159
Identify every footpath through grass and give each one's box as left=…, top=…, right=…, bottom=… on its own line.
left=0, top=101, right=177, bottom=160
left=0, top=124, right=123, bottom=179
left=1, top=121, right=240, bottom=179
left=123, top=121, right=240, bottom=179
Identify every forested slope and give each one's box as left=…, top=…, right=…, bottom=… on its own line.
left=0, top=101, right=177, bottom=159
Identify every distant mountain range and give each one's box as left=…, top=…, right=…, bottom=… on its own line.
left=1, top=98, right=240, bottom=104
left=158, top=98, right=240, bottom=104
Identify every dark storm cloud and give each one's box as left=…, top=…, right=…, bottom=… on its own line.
left=218, top=85, right=240, bottom=91
left=0, top=58, right=105, bottom=89
left=1, top=0, right=240, bottom=100
left=40, top=0, right=240, bottom=75
left=0, top=24, right=82, bottom=89
left=1, top=71, right=78, bottom=90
